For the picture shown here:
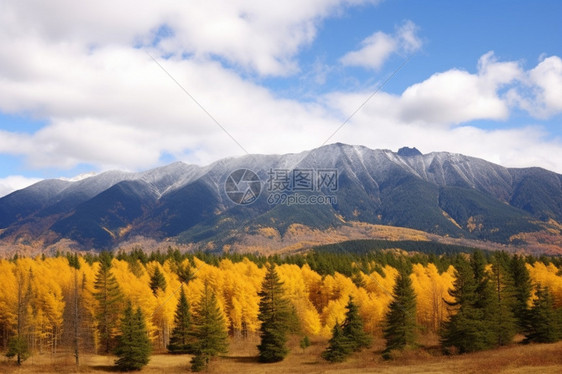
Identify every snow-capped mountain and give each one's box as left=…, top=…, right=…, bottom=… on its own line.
left=1, top=143, right=561, bottom=252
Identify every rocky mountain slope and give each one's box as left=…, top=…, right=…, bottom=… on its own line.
left=1, top=143, right=561, bottom=252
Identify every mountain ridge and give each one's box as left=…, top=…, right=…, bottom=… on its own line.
left=1, top=143, right=561, bottom=254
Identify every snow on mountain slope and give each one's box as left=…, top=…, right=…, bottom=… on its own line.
left=0, top=143, right=561, bottom=251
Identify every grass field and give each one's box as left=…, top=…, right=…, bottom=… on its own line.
left=2, top=335, right=562, bottom=373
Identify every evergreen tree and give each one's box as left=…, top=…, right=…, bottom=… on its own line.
left=114, top=303, right=151, bottom=371
left=257, top=263, right=291, bottom=363
left=299, top=335, right=311, bottom=353
left=509, top=254, right=532, bottom=333
left=149, top=266, right=167, bottom=295
left=190, top=282, right=229, bottom=372
left=471, top=250, right=491, bottom=310
left=383, top=270, right=416, bottom=357
left=5, top=336, right=30, bottom=365
left=321, top=321, right=351, bottom=363
left=94, top=254, right=123, bottom=354
left=342, top=296, right=371, bottom=352
left=167, top=285, right=192, bottom=354
left=525, top=285, right=560, bottom=343
left=174, top=262, right=196, bottom=285
left=488, top=256, right=517, bottom=346
left=441, top=256, right=493, bottom=353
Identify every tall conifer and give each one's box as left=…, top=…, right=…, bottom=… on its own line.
left=149, top=266, right=167, bottom=295
left=488, top=255, right=517, bottom=346
left=510, top=255, right=532, bottom=333
left=167, top=285, right=192, bottom=353
left=441, top=256, right=491, bottom=353
left=383, top=270, right=416, bottom=357
left=114, top=303, right=151, bottom=371
left=257, top=263, right=291, bottom=363
left=322, top=321, right=351, bottom=362
left=190, top=282, right=229, bottom=372
left=525, top=285, right=560, bottom=343
left=342, top=296, right=371, bottom=352
left=94, top=253, right=122, bottom=354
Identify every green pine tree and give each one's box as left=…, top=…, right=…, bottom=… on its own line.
left=342, top=296, right=371, bottom=352
left=149, top=266, right=167, bottom=295
left=471, top=250, right=491, bottom=311
left=321, top=321, right=351, bottom=363
left=6, top=336, right=30, bottom=365
left=525, top=285, right=560, bottom=343
left=174, top=262, right=196, bottom=285
left=299, top=335, right=311, bottom=353
left=94, top=254, right=123, bottom=354
left=441, top=256, right=492, bottom=353
left=509, top=254, right=532, bottom=333
left=488, top=255, right=517, bottom=346
left=167, top=285, right=192, bottom=354
left=114, top=303, right=151, bottom=371
left=190, top=282, right=229, bottom=372
left=383, top=270, right=416, bottom=357
left=257, top=263, right=291, bottom=363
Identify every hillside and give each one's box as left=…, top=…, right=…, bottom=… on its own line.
left=0, top=144, right=561, bottom=253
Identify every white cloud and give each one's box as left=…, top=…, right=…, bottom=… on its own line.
left=0, top=0, right=380, bottom=77
left=398, top=52, right=522, bottom=126
left=396, top=20, right=423, bottom=53
left=0, top=35, right=339, bottom=169
left=340, top=20, right=422, bottom=70
left=509, top=56, right=562, bottom=118
left=340, top=31, right=397, bottom=70
left=0, top=176, right=42, bottom=197
left=0, top=0, right=562, bottom=187
left=322, top=52, right=562, bottom=173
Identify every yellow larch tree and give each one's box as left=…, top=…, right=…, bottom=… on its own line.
left=220, top=258, right=263, bottom=335
left=0, top=260, right=18, bottom=343
left=32, top=257, right=66, bottom=354
left=277, top=264, right=321, bottom=336
left=527, top=262, right=562, bottom=307
left=410, top=263, right=455, bottom=333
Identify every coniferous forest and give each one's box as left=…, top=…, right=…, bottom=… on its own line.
left=1, top=247, right=562, bottom=371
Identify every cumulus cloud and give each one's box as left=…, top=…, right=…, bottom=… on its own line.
left=0, top=40, right=337, bottom=169
left=508, top=56, right=562, bottom=118
left=398, top=52, right=522, bottom=126
left=340, top=20, right=422, bottom=70
left=1, top=0, right=380, bottom=77
left=323, top=52, right=562, bottom=173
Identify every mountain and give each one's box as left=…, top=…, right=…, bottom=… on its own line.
left=1, top=143, right=561, bottom=254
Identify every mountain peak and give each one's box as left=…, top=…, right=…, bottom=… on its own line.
left=1, top=144, right=561, bottom=253
left=397, top=146, right=422, bottom=157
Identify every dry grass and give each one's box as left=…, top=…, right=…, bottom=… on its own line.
left=1, top=337, right=562, bottom=374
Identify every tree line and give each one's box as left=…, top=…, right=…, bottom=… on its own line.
left=1, top=248, right=562, bottom=370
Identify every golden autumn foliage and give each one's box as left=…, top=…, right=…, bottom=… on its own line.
left=526, top=262, right=562, bottom=307
left=0, top=254, right=561, bottom=355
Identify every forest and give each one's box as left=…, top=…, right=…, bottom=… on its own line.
left=1, top=246, right=562, bottom=371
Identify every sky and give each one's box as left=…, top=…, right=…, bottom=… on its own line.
left=0, top=0, right=561, bottom=196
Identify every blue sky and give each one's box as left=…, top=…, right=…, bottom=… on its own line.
left=0, top=0, right=561, bottom=196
